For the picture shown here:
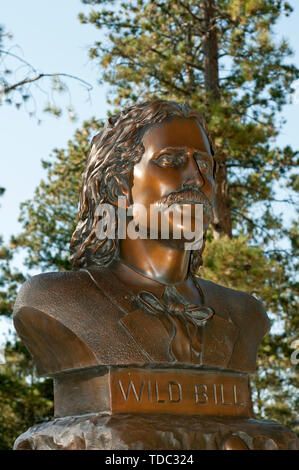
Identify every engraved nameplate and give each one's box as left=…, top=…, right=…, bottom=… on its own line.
left=54, top=367, right=252, bottom=418
left=110, top=368, right=252, bottom=417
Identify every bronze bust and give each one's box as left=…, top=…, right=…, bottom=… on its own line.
left=12, top=101, right=298, bottom=450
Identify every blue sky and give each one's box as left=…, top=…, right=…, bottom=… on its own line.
left=0, top=1, right=298, bottom=344
left=1, top=0, right=110, bottom=244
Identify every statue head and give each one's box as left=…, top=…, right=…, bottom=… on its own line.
left=70, top=100, right=216, bottom=273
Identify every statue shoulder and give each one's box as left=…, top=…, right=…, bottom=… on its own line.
left=196, top=276, right=270, bottom=336
left=13, top=269, right=152, bottom=375
left=13, top=270, right=90, bottom=312
left=194, top=276, right=270, bottom=373
left=13, top=271, right=100, bottom=376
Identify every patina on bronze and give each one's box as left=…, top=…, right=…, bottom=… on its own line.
left=13, top=100, right=298, bottom=450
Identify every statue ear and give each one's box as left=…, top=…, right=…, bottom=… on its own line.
left=119, top=185, right=133, bottom=209
left=108, top=183, right=133, bottom=210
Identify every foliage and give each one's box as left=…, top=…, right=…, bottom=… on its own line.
left=0, top=341, right=53, bottom=450
left=0, top=229, right=50, bottom=450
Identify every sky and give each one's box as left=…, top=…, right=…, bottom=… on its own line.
left=0, top=1, right=298, bottom=344
left=0, top=0, right=110, bottom=244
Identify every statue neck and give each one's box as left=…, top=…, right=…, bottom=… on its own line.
left=118, top=237, right=191, bottom=285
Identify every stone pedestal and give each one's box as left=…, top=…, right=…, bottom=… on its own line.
left=14, top=413, right=298, bottom=450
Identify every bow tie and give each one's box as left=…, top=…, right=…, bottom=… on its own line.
left=137, top=289, right=214, bottom=328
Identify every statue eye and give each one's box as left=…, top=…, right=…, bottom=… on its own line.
left=154, top=154, right=185, bottom=168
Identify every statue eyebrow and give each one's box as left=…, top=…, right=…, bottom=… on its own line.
left=151, top=146, right=189, bottom=159
left=152, top=147, right=213, bottom=160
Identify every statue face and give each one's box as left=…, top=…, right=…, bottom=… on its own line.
left=130, top=117, right=215, bottom=242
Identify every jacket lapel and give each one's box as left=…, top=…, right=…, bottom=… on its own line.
left=201, top=315, right=239, bottom=368
left=120, top=309, right=173, bottom=362
left=87, top=268, right=173, bottom=362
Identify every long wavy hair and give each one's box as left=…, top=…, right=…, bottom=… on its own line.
left=70, top=100, right=215, bottom=273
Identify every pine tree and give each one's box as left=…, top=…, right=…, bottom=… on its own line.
left=0, top=189, right=53, bottom=449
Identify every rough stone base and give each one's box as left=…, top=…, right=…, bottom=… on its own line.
left=13, top=413, right=298, bottom=450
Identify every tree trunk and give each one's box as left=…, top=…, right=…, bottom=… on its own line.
left=202, top=0, right=232, bottom=238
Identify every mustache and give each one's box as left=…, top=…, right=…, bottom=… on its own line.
left=157, top=187, right=213, bottom=219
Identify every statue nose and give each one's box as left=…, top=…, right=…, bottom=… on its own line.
left=183, top=167, right=205, bottom=189
left=182, top=150, right=206, bottom=189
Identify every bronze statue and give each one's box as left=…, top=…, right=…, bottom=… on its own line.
left=12, top=101, right=298, bottom=450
